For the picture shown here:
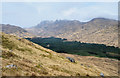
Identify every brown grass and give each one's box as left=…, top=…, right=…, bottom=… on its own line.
left=1, top=33, right=119, bottom=76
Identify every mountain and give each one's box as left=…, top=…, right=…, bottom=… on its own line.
left=27, top=18, right=118, bottom=47
left=1, top=33, right=119, bottom=76
left=0, top=24, right=34, bottom=38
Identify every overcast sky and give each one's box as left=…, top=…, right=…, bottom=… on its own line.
left=2, top=2, right=118, bottom=28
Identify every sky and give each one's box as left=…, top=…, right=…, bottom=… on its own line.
left=2, top=2, right=118, bottom=28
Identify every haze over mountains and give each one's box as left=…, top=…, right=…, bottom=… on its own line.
left=27, top=18, right=118, bottom=47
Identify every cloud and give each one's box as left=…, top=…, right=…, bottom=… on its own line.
left=24, top=2, right=47, bottom=14
left=60, top=3, right=118, bottom=22
left=62, top=8, right=78, bottom=16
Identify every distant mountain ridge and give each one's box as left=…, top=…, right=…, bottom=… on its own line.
left=0, top=24, right=34, bottom=38
left=0, top=24, right=27, bottom=34
left=35, top=18, right=117, bottom=27
left=27, top=18, right=118, bottom=47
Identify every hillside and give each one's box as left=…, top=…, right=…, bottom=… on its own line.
left=0, top=24, right=34, bottom=38
left=26, top=37, right=120, bottom=60
left=27, top=18, right=118, bottom=47
left=1, top=33, right=119, bottom=77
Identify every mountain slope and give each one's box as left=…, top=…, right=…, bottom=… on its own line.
left=26, top=37, right=120, bottom=60
left=0, top=24, right=33, bottom=38
left=27, top=18, right=118, bottom=47
left=1, top=33, right=119, bottom=76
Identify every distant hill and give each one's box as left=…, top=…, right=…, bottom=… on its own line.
left=1, top=33, right=119, bottom=76
left=27, top=18, right=118, bottom=47
left=0, top=24, right=34, bottom=38
left=0, top=24, right=27, bottom=34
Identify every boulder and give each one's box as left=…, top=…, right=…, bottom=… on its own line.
left=66, top=57, right=75, bottom=63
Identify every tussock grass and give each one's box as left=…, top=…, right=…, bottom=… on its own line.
left=49, top=65, right=73, bottom=75
left=2, top=35, right=17, bottom=50
left=2, top=50, right=19, bottom=59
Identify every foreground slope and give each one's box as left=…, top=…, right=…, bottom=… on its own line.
left=1, top=33, right=119, bottom=76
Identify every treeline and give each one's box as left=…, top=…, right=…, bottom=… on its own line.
left=26, top=37, right=120, bottom=60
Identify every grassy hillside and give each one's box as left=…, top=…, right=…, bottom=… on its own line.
left=26, top=37, right=120, bottom=60
left=1, top=33, right=119, bottom=77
